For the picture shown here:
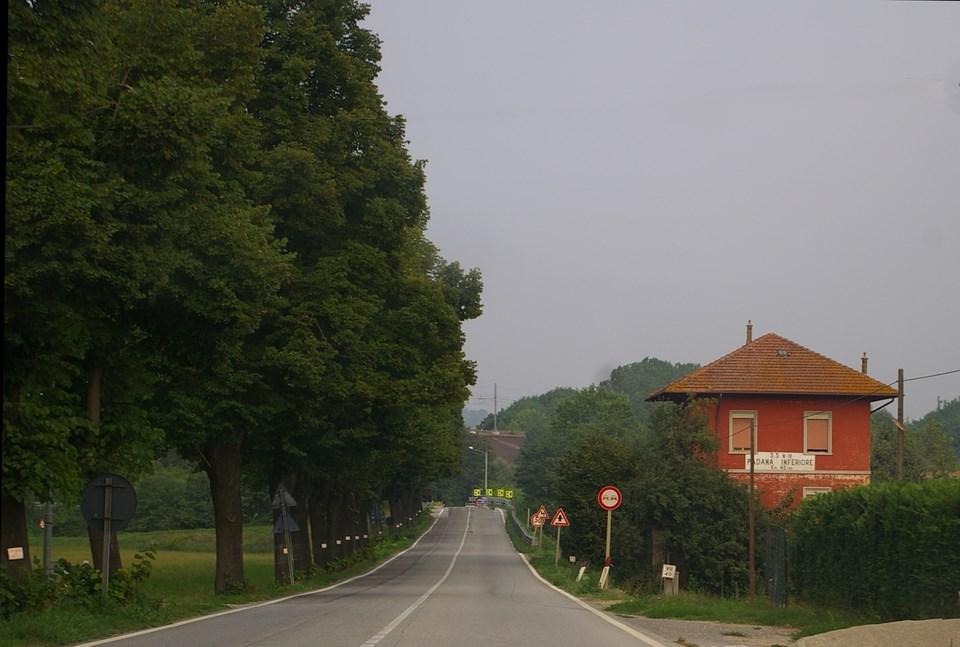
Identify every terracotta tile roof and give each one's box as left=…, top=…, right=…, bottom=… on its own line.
left=647, top=333, right=898, bottom=401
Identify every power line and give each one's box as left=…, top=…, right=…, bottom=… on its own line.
left=903, top=368, right=960, bottom=382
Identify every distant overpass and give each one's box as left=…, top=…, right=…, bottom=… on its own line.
left=473, top=430, right=524, bottom=464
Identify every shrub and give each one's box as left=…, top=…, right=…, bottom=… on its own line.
left=0, top=549, right=157, bottom=618
left=790, top=479, right=960, bottom=619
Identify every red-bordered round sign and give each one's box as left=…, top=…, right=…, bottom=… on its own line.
left=597, top=485, right=622, bottom=511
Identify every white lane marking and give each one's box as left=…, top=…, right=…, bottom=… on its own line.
left=73, top=511, right=446, bottom=647
left=359, top=507, right=472, bottom=647
left=498, top=508, right=505, bottom=524
left=515, top=554, right=667, bottom=647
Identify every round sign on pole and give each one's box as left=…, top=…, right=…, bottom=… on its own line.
left=597, top=485, right=622, bottom=511
left=80, top=473, right=138, bottom=531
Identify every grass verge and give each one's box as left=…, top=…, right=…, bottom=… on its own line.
left=1, top=511, right=437, bottom=646
left=606, top=592, right=876, bottom=639
left=503, top=510, right=874, bottom=639
left=502, top=509, right=623, bottom=602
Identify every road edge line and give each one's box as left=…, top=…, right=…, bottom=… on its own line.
left=515, top=552, right=667, bottom=647
left=73, top=510, right=445, bottom=647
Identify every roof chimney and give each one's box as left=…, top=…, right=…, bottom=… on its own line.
left=746, top=320, right=753, bottom=344
left=861, top=352, right=868, bottom=374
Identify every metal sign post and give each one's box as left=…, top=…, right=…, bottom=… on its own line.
left=530, top=509, right=546, bottom=548
left=43, top=503, right=53, bottom=576
left=101, top=476, right=112, bottom=600
left=80, top=473, right=138, bottom=600
left=596, top=485, right=622, bottom=590
left=554, top=525, right=562, bottom=565
left=274, top=484, right=297, bottom=584
left=531, top=505, right=548, bottom=549
left=550, top=508, right=570, bottom=567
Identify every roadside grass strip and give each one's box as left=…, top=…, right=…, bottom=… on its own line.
left=607, top=593, right=876, bottom=639
left=502, top=509, right=874, bottom=641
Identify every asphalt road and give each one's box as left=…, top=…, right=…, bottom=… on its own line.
left=81, top=506, right=664, bottom=647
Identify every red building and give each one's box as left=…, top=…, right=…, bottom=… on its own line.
left=647, top=326, right=898, bottom=508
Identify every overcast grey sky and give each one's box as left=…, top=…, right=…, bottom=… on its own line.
left=363, top=1, right=959, bottom=419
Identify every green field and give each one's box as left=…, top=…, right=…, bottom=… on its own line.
left=2, top=516, right=434, bottom=646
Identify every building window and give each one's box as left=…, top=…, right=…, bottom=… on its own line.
left=804, top=412, right=832, bottom=454
left=729, top=411, right=756, bottom=454
left=802, top=486, right=831, bottom=499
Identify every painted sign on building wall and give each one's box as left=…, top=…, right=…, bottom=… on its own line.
left=746, top=452, right=816, bottom=472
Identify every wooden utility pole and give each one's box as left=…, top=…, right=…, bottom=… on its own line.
left=896, top=368, right=904, bottom=480
left=748, top=418, right=756, bottom=596
left=493, top=383, right=498, bottom=432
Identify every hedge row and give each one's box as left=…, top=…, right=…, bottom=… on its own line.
left=790, top=479, right=960, bottom=619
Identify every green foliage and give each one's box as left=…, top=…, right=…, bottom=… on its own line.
left=922, top=397, right=960, bottom=453
left=599, top=357, right=700, bottom=423
left=431, top=432, right=515, bottom=504
left=5, top=0, right=479, bottom=599
left=790, top=479, right=960, bottom=619
left=516, top=387, right=636, bottom=510
left=871, top=410, right=960, bottom=482
left=0, top=568, right=58, bottom=619
left=0, top=549, right=155, bottom=620
left=480, top=387, right=576, bottom=431
left=514, top=387, right=750, bottom=595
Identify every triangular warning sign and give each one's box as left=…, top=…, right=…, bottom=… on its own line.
left=550, top=507, right=570, bottom=527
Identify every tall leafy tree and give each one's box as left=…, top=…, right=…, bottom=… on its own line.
left=600, top=358, right=700, bottom=423
left=246, top=0, right=482, bottom=579
left=5, top=0, right=165, bottom=577
left=109, top=0, right=293, bottom=593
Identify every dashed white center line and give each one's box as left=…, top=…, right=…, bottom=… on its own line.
left=359, top=508, right=471, bottom=647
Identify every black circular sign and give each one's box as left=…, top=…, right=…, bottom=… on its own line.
left=80, top=473, right=138, bottom=531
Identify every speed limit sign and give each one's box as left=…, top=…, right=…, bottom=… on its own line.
left=597, top=485, right=622, bottom=511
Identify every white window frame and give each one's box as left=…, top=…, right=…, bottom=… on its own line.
left=803, top=411, right=832, bottom=455
left=802, top=486, right=831, bottom=499
left=729, top=410, right=757, bottom=454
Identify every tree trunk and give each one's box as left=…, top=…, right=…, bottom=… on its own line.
left=87, top=522, right=122, bottom=575
left=271, top=473, right=312, bottom=583
left=346, top=490, right=363, bottom=551
left=357, top=497, right=370, bottom=549
left=308, top=485, right=330, bottom=567
left=330, top=488, right=353, bottom=557
left=0, top=493, right=31, bottom=581
left=203, top=437, right=245, bottom=593
left=371, top=495, right=384, bottom=540
left=84, top=366, right=123, bottom=575
left=388, top=491, right=405, bottom=537
left=290, top=476, right=311, bottom=573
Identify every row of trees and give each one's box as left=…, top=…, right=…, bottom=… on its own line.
left=5, top=0, right=481, bottom=592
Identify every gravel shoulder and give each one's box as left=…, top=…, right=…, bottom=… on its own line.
left=793, top=618, right=960, bottom=647
left=590, top=600, right=797, bottom=647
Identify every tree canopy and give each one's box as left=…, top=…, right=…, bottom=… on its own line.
left=4, top=0, right=481, bottom=588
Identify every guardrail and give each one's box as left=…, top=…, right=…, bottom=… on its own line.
left=508, top=506, right=535, bottom=545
